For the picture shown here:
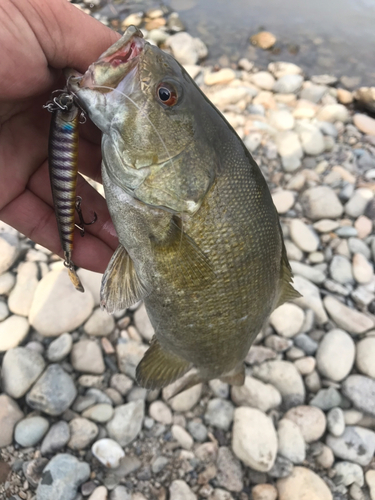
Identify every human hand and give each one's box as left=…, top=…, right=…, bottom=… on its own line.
left=0, top=0, right=120, bottom=273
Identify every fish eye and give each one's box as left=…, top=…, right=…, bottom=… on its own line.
left=157, top=82, right=178, bottom=107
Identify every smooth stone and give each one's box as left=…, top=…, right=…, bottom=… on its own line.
left=270, top=303, right=305, bottom=338
left=110, top=486, right=132, bottom=500
left=293, top=333, right=318, bottom=355
left=82, top=404, right=114, bottom=423
left=88, top=486, right=108, bottom=500
left=277, top=419, right=306, bottom=464
left=352, top=253, right=374, bottom=284
left=169, top=480, right=197, bottom=500
left=249, top=71, right=275, bottom=91
left=149, top=400, right=172, bottom=424
left=0, top=314, right=29, bottom=351
left=133, top=303, right=154, bottom=341
left=71, top=339, right=105, bottom=374
left=204, top=398, right=234, bottom=431
left=116, top=341, right=148, bottom=379
left=327, top=408, right=345, bottom=437
left=15, top=416, right=49, bottom=447
left=293, top=275, right=328, bottom=324
left=231, top=375, right=281, bottom=412
left=172, top=424, right=194, bottom=450
left=298, top=123, right=325, bottom=155
left=47, top=332, right=73, bottom=362
left=8, top=262, right=39, bottom=316
left=353, top=113, right=375, bottom=136
left=209, top=379, right=229, bottom=399
left=84, top=308, right=115, bottom=337
left=187, top=420, right=208, bottom=442
left=268, top=61, right=302, bottom=78
left=29, top=269, right=94, bottom=336
left=366, top=470, right=375, bottom=500
left=251, top=30, right=276, bottom=49
left=106, top=400, right=144, bottom=446
left=356, top=337, right=375, bottom=378
left=151, top=456, right=169, bottom=474
left=290, top=220, right=319, bottom=253
left=355, top=215, right=373, bottom=239
left=323, top=296, right=374, bottom=334
left=268, top=109, right=295, bottom=131
left=273, top=74, right=303, bottom=94
left=2, top=346, right=45, bottom=398
left=76, top=268, right=102, bottom=306
left=345, top=188, right=374, bottom=218
left=41, top=421, right=70, bottom=455
left=216, top=446, right=243, bottom=492
left=252, top=360, right=305, bottom=409
left=204, top=68, right=236, bottom=86
left=326, top=426, right=375, bottom=466
left=336, top=226, right=358, bottom=238
left=277, top=466, right=332, bottom=500
left=0, top=394, right=24, bottom=447
left=0, top=272, right=15, bottom=295
left=334, top=461, right=363, bottom=487
left=162, top=376, right=202, bottom=412
left=36, top=453, right=90, bottom=500
left=268, top=455, right=294, bottom=479
left=232, top=407, right=277, bottom=472
left=294, top=356, right=316, bottom=375
left=316, top=329, right=355, bottom=381
left=272, top=190, right=295, bottom=214
left=26, top=364, right=77, bottom=416
left=252, top=483, right=278, bottom=500
left=285, top=240, right=303, bottom=261
left=166, top=32, right=207, bottom=65
left=92, top=438, right=125, bottom=468
left=0, top=232, right=19, bottom=274
left=110, top=373, right=133, bottom=396
left=316, top=104, right=350, bottom=122
left=315, top=444, right=335, bottom=469
left=275, top=131, right=303, bottom=171
left=301, top=186, right=343, bottom=221
left=284, top=405, right=326, bottom=442
left=342, top=375, right=375, bottom=416
left=330, top=255, right=354, bottom=284
left=300, top=83, right=327, bottom=103
left=310, top=387, right=342, bottom=411
left=68, top=418, right=98, bottom=450
left=290, top=261, right=325, bottom=284
left=244, top=133, right=262, bottom=153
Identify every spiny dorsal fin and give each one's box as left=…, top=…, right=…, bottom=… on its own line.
left=136, top=338, right=192, bottom=390
left=276, top=241, right=302, bottom=308
left=100, top=244, right=150, bottom=314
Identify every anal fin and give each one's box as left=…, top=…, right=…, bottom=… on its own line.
left=136, top=338, right=192, bottom=390
left=276, top=240, right=302, bottom=308
left=100, top=244, right=149, bottom=313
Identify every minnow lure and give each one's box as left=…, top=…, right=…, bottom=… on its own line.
left=45, top=92, right=95, bottom=292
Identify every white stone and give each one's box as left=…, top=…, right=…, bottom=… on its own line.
left=330, top=255, right=354, bottom=284
left=290, top=219, right=319, bottom=253
left=252, top=484, right=278, bottom=500
left=84, top=307, right=115, bottom=336
left=271, top=190, right=295, bottom=214
left=273, top=74, right=303, bottom=94
left=0, top=315, right=29, bottom=352
left=301, top=186, right=343, bottom=221
left=345, top=188, right=374, bottom=218
left=327, top=407, right=345, bottom=437
left=149, top=400, right=172, bottom=424
left=162, top=375, right=202, bottom=412
left=68, top=417, right=99, bottom=450
left=365, top=470, right=375, bottom=500
left=2, top=347, right=45, bottom=398
left=166, top=32, right=207, bottom=65
left=298, top=123, right=325, bottom=156
left=313, top=219, right=340, bottom=233
left=293, top=276, right=328, bottom=324
left=268, top=62, right=302, bottom=79
left=268, top=110, right=295, bottom=131
left=270, top=303, right=305, bottom=338
left=204, top=68, right=236, bottom=86
left=352, top=253, right=374, bottom=284
left=231, top=375, right=281, bottom=412
left=276, top=131, right=303, bottom=171
left=134, top=303, right=154, bottom=341
left=232, top=407, right=277, bottom=472
left=77, top=268, right=102, bottom=306
left=88, top=486, right=108, bottom=500
left=294, top=356, right=316, bottom=375
left=324, top=296, right=374, bottom=334
left=277, top=419, right=306, bottom=464
left=316, top=104, right=350, bottom=122
left=250, top=71, right=275, bottom=90
left=285, top=405, right=326, bottom=443
left=92, top=438, right=125, bottom=468
left=82, top=404, right=114, bottom=423
left=316, top=329, right=355, bottom=382
left=71, top=339, right=105, bottom=374
left=0, top=272, right=15, bottom=295
left=8, top=262, right=39, bottom=316
left=356, top=337, right=375, bottom=378
left=290, top=261, right=325, bottom=284
left=0, top=233, right=19, bottom=274
left=277, top=467, right=333, bottom=500
left=172, top=424, right=193, bottom=450
left=169, top=480, right=197, bottom=500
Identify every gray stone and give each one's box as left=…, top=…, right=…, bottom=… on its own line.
left=356, top=337, right=375, bottom=378
left=301, top=186, right=343, bottom=220
left=316, top=329, right=355, bottom=381
left=209, top=379, right=229, bottom=399
left=326, top=426, right=375, bottom=466
left=333, top=461, right=364, bottom=487
left=323, top=296, right=374, bottom=334
left=267, top=455, right=294, bottom=478
left=26, top=364, right=77, bottom=416
left=298, top=123, right=325, bottom=156
left=23, top=457, right=49, bottom=489
left=293, top=276, right=328, bottom=324
left=273, top=74, right=303, bottom=94
left=290, top=261, right=325, bottom=285
left=0, top=394, right=24, bottom=447
left=216, top=446, right=243, bottom=492
left=14, top=416, right=49, bottom=447
left=345, top=188, right=373, bottom=218
left=335, top=226, right=357, bottom=238
left=151, top=456, right=169, bottom=474
left=2, top=347, right=45, bottom=398
left=47, top=333, right=73, bottom=362
left=68, top=418, right=98, bottom=450
left=169, top=480, right=197, bottom=500
left=342, top=375, right=375, bottom=416
left=71, top=339, right=105, bottom=374
left=110, top=373, right=133, bottom=396
left=330, top=256, right=354, bottom=284
left=277, top=419, right=306, bottom=464
left=149, top=400, right=172, bottom=425
left=187, top=420, right=208, bottom=442
left=348, top=238, right=371, bottom=259
left=231, top=375, right=281, bottom=412
left=310, top=387, right=342, bottom=411
left=41, top=421, right=70, bottom=455
left=204, top=398, right=234, bottom=431
left=327, top=408, right=345, bottom=437
left=36, top=454, right=90, bottom=500
left=300, top=84, right=327, bottom=103
left=82, top=404, right=114, bottom=423
left=109, top=486, right=131, bottom=500
left=106, top=400, right=144, bottom=447
left=116, top=341, right=148, bottom=379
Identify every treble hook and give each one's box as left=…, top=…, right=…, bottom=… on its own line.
left=75, top=196, right=98, bottom=236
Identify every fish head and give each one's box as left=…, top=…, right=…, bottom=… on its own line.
left=68, top=27, right=217, bottom=215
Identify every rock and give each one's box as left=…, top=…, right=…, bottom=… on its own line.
left=277, top=466, right=332, bottom=500
left=110, top=374, right=133, bottom=396
left=294, top=356, right=315, bottom=375
left=352, top=253, right=373, bottom=284
left=345, top=188, right=373, bottom=218
left=268, top=62, right=302, bottom=79
left=231, top=375, right=281, bottom=412
left=353, top=87, right=375, bottom=112
left=26, top=364, right=77, bottom=416
left=162, top=376, right=202, bottom=412
left=270, top=303, right=305, bottom=338
left=232, top=407, right=277, bottom=472
left=301, top=186, right=343, bottom=221
left=133, top=303, right=154, bottom=341
left=268, top=455, right=294, bottom=478
left=290, top=220, right=319, bottom=253
left=0, top=271, right=15, bottom=295
left=327, top=407, right=345, bottom=437
left=172, top=425, right=193, bottom=450
left=334, top=461, right=364, bottom=487
left=353, top=113, right=375, bottom=136
left=300, top=83, right=327, bottom=103
left=250, top=71, right=275, bottom=91
left=0, top=302, right=9, bottom=322
left=169, top=480, right=197, bottom=500
left=41, top=421, right=70, bottom=455
left=14, top=416, right=49, bottom=447
left=316, top=329, right=355, bottom=381
left=84, top=308, right=115, bottom=336
left=284, top=406, right=326, bottom=443
left=293, top=276, right=328, bottom=324
left=2, top=346, right=45, bottom=398
left=204, top=398, right=234, bottom=430
left=330, top=255, right=354, bottom=284
left=244, top=133, right=262, bottom=153
left=337, top=88, right=353, bottom=104
left=298, top=123, right=325, bottom=155
left=204, top=68, right=236, bottom=86
left=216, top=446, right=243, bottom=492
left=110, top=486, right=132, bottom=500
left=274, top=75, right=303, bottom=94
left=293, top=333, right=318, bottom=355
left=0, top=232, right=19, bottom=274
left=366, top=471, right=375, bottom=500
left=116, top=341, right=148, bottom=379
left=342, top=375, right=375, bottom=416
left=252, top=360, right=305, bottom=409
left=36, top=453, right=90, bottom=500
left=92, top=438, right=125, bottom=468
left=316, top=104, right=350, bottom=123
left=251, top=31, right=276, bottom=49
left=88, top=486, right=108, bottom=500
left=326, top=426, right=375, bottom=466
left=68, top=418, right=98, bottom=450
left=252, top=484, right=278, bottom=500
left=106, top=400, right=144, bottom=446
left=23, top=457, right=49, bottom=489
left=310, top=387, right=342, bottom=411
left=8, top=262, right=39, bottom=316
left=0, top=314, right=29, bottom=351
left=77, top=268, right=102, bottom=306
left=348, top=237, right=371, bottom=259
left=166, top=32, right=207, bottom=65
left=29, top=269, right=94, bottom=336
left=356, top=337, right=375, bottom=378
left=71, top=339, right=105, bottom=374
left=323, top=296, right=374, bottom=334
left=290, top=261, right=325, bottom=284
left=271, top=190, right=295, bottom=214
left=355, top=215, right=372, bottom=239
left=277, top=419, right=306, bottom=464
left=149, top=400, right=172, bottom=424
left=187, top=420, right=207, bottom=442
left=315, top=444, right=335, bottom=469
left=276, top=131, right=303, bottom=172
left=82, top=404, right=114, bottom=423
left=209, top=379, right=229, bottom=399
left=0, top=394, right=24, bottom=447
left=47, top=332, right=73, bottom=362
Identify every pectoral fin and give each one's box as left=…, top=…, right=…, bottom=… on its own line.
left=275, top=241, right=302, bottom=308
left=100, top=244, right=149, bottom=313
left=136, top=338, right=192, bottom=390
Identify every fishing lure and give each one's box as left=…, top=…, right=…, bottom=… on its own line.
left=45, top=92, right=96, bottom=292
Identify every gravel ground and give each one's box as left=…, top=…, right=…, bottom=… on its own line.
left=1, top=5, right=375, bottom=500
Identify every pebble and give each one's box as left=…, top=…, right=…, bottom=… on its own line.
left=316, top=329, right=355, bottom=381
left=277, top=418, right=306, bottom=464
left=349, top=237, right=371, bottom=259
left=209, top=379, right=229, bottom=398
left=275, top=131, right=303, bottom=172
left=353, top=113, right=375, bottom=135
left=269, top=61, right=302, bottom=78
left=68, top=417, right=99, bottom=450
left=249, top=71, right=275, bottom=90
left=0, top=314, right=29, bottom=351
left=355, top=215, right=372, bottom=239
left=269, top=303, right=305, bottom=337
left=327, top=407, right=345, bottom=437
left=293, top=276, right=328, bottom=324
left=291, top=261, right=325, bottom=284
left=88, top=486, right=108, bottom=500
left=284, top=405, right=326, bottom=442
left=71, top=339, right=105, bottom=374
left=172, top=424, right=194, bottom=450
left=166, top=32, right=207, bottom=65
left=186, top=420, right=207, bottom=442
left=345, top=188, right=374, bottom=218
left=334, top=461, right=364, bottom=487
left=41, top=421, right=70, bottom=455
left=204, top=398, right=234, bottom=430
left=330, top=255, right=354, bottom=284
left=289, top=219, right=319, bottom=253
left=116, top=341, right=148, bottom=379
left=216, top=446, right=243, bottom=492
left=365, top=471, right=375, bottom=500
left=252, top=484, right=278, bottom=500
left=342, top=375, right=375, bottom=416
left=300, top=83, right=327, bottom=103
left=231, top=375, right=281, bottom=412
left=169, top=479, right=197, bottom=500
left=298, top=122, right=326, bottom=155
left=271, top=190, right=295, bottom=214
left=326, top=426, right=375, bottom=466
left=47, top=332, right=73, bottom=362
left=323, top=296, right=374, bottom=334
left=14, top=416, right=49, bottom=447
left=106, top=400, right=145, bottom=446
left=274, top=74, right=303, bottom=94
left=0, top=272, right=15, bottom=295
left=294, top=356, right=315, bottom=375
left=316, top=444, right=335, bottom=468
left=2, top=346, right=45, bottom=398
left=84, top=307, right=115, bottom=336
left=277, top=466, right=333, bottom=500
left=36, top=453, right=90, bottom=500
left=151, top=456, right=169, bottom=474
left=133, top=303, right=155, bottom=341
left=149, top=400, right=172, bottom=424
left=337, top=88, right=353, bottom=104
left=8, top=262, right=39, bottom=316
left=29, top=269, right=94, bottom=337
left=294, top=333, right=318, bottom=355
left=110, top=373, right=133, bottom=396
left=252, top=360, right=305, bottom=409
left=316, top=103, right=350, bottom=122
left=355, top=337, right=375, bottom=378
left=26, top=363, right=77, bottom=416
left=82, top=404, right=114, bottom=423
left=301, top=186, right=343, bottom=221
left=0, top=394, right=24, bottom=447
left=204, top=68, right=236, bottom=86
left=310, top=387, right=342, bottom=410
left=77, top=268, right=102, bottom=307
left=352, top=253, right=373, bottom=284
left=163, top=379, right=202, bottom=412
left=244, top=133, right=262, bottom=152
left=251, top=31, right=276, bottom=49
left=0, top=232, right=19, bottom=274
left=92, top=438, right=125, bottom=468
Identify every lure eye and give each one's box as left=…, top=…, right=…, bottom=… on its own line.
left=157, top=82, right=178, bottom=106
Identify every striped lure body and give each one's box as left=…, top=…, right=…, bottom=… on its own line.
left=48, top=93, right=84, bottom=292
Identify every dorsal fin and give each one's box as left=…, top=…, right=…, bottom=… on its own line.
left=275, top=241, right=302, bottom=308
